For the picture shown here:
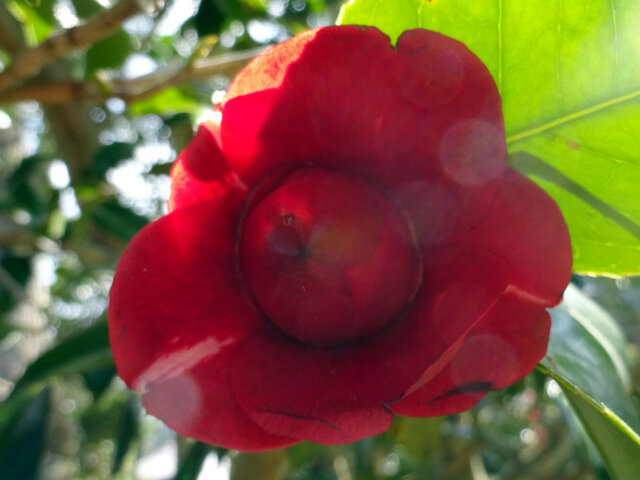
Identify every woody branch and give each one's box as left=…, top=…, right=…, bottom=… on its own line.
left=0, top=0, right=161, bottom=94
left=0, top=48, right=266, bottom=105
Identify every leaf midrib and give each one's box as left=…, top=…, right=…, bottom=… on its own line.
left=471, top=0, right=633, bottom=146
left=537, top=363, right=640, bottom=446
left=506, top=89, right=640, bottom=144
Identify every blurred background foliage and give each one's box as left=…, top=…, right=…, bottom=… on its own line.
left=0, top=1, right=638, bottom=479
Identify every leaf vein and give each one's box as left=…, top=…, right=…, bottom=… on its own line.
left=497, top=0, right=502, bottom=91
left=417, top=0, right=424, bottom=28
left=609, top=0, right=619, bottom=84
left=506, top=89, right=640, bottom=144
left=555, top=0, right=563, bottom=108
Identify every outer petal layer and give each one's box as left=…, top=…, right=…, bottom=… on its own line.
left=169, top=121, right=247, bottom=212
left=109, top=197, right=291, bottom=449
left=230, top=248, right=511, bottom=444
left=110, top=25, right=572, bottom=449
left=390, top=297, right=550, bottom=416
left=222, top=26, right=504, bottom=186
left=109, top=196, right=250, bottom=386
left=142, top=350, right=296, bottom=450
left=392, top=168, right=572, bottom=416
left=461, top=168, right=573, bottom=306
left=221, top=26, right=506, bottom=243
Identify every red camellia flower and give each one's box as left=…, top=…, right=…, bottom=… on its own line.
left=109, top=26, right=572, bottom=451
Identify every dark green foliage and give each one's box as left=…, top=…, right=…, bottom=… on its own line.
left=70, top=0, right=103, bottom=18
left=6, top=154, right=54, bottom=218
left=112, top=394, right=139, bottom=474
left=11, top=320, right=113, bottom=397
left=82, top=366, right=117, bottom=401
left=86, top=30, right=134, bottom=75
left=194, top=0, right=253, bottom=36
left=0, top=388, right=50, bottom=480
left=0, top=253, right=31, bottom=313
left=195, top=0, right=231, bottom=36
left=87, top=142, right=137, bottom=181
left=174, top=442, right=216, bottom=480
left=88, top=199, right=149, bottom=242
left=15, top=0, right=57, bottom=25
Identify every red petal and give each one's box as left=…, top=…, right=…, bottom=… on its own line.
left=390, top=296, right=550, bottom=416
left=462, top=168, right=572, bottom=306
left=110, top=197, right=298, bottom=449
left=169, top=121, right=247, bottom=212
left=108, top=196, right=258, bottom=389
left=230, top=326, right=394, bottom=444
left=220, top=27, right=505, bottom=196
left=229, top=248, right=510, bottom=444
left=391, top=169, right=571, bottom=416
left=142, top=349, right=297, bottom=451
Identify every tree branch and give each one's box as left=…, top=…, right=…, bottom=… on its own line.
left=0, top=0, right=158, bottom=94
left=0, top=47, right=266, bottom=105
left=0, top=1, right=100, bottom=181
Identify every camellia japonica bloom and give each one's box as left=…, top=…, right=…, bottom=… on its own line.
left=109, top=26, right=572, bottom=451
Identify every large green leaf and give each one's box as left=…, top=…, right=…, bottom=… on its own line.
left=339, top=0, right=640, bottom=275
left=559, top=388, right=640, bottom=480
left=538, top=284, right=640, bottom=479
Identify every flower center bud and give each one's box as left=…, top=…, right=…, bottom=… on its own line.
left=241, top=168, right=419, bottom=347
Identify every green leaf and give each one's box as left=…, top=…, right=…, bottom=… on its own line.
left=0, top=321, right=16, bottom=341
left=70, top=0, right=103, bottom=18
left=173, top=442, right=215, bottom=480
left=149, top=162, right=173, bottom=176
left=538, top=284, right=640, bottom=479
left=130, top=87, right=204, bottom=116
left=338, top=0, right=640, bottom=275
left=0, top=388, right=37, bottom=435
left=14, top=0, right=56, bottom=24
left=559, top=387, right=640, bottom=480
left=86, top=30, right=133, bottom=74
left=112, top=395, right=140, bottom=474
left=194, top=0, right=248, bottom=36
left=8, top=154, right=54, bottom=217
left=82, top=366, right=117, bottom=400
left=10, top=320, right=113, bottom=397
left=88, top=142, right=136, bottom=180
left=8, top=0, right=54, bottom=43
left=0, top=253, right=31, bottom=313
left=164, top=112, right=195, bottom=152
left=0, top=387, right=50, bottom=480
left=89, top=200, right=149, bottom=242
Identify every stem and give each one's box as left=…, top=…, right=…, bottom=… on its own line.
left=0, top=0, right=150, bottom=94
